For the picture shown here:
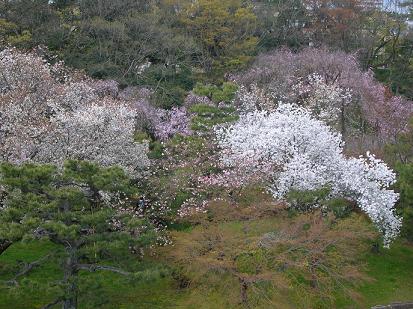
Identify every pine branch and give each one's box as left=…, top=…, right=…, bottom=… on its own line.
left=6, top=254, right=51, bottom=286
left=76, top=264, right=132, bottom=276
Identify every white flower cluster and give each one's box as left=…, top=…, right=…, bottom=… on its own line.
left=178, top=199, right=209, bottom=218
left=235, top=84, right=278, bottom=113
left=34, top=101, right=150, bottom=177
left=216, top=104, right=401, bottom=246
left=293, top=73, right=352, bottom=124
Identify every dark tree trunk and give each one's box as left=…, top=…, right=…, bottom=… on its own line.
left=63, top=248, right=78, bottom=309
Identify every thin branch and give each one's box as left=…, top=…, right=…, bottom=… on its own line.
left=76, top=264, right=132, bottom=276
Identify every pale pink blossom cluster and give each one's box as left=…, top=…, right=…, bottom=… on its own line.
left=155, top=107, right=192, bottom=141
left=119, top=87, right=193, bottom=141
left=358, top=72, right=413, bottom=138
left=177, top=199, right=209, bottom=218
left=292, top=73, right=353, bottom=125
left=198, top=161, right=274, bottom=189
left=89, top=79, right=119, bottom=98
left=118, top=86, right=154, bottom=102
left=183, top=91, right=213, bottom=108
left=235, top=84, right=277, bottom=113
left=134, top=99, right=192, bottom=141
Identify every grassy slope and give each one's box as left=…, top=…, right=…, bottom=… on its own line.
left=357, top=242, right=413, bottom=307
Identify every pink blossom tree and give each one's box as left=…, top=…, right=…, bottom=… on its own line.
left=133, top=99, right=192, bottom=141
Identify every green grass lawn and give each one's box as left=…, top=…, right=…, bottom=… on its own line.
left=356, top=242, right=413, bottom=308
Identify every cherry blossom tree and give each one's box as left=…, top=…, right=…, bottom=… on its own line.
left=216, top=103, right=401, bottom=246
left=0, top=48, right=64, bottom=163
left=0, top=48, right=149, bottom=176
left=292, top=73, right=353, bottom=129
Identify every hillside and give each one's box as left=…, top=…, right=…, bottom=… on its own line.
left=1, top=195, right=413, bottom=308
left=1, top=1, right=413, bottom=308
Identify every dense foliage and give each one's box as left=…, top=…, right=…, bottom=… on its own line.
left=1, top=0, right=412, bottom=101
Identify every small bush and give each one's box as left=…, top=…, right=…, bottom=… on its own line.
left=154, top=86, right=187, bottom=109
left=134, top=131, right=151, bottom=143
left=325, top=198, right=352, bottom=219
left=189, top=104, right=238, bottom=131
left=235, top=250, right=266, bottom=275
left=148, top=141, right=164, bottom=159
left=286, top=188, right=353, bottom=219
left=170, top=191, right=192, bottom=212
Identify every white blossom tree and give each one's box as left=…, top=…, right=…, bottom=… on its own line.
left=216, top=104, right=401, bottom=246
left=235, top=73, right=353, bottom=134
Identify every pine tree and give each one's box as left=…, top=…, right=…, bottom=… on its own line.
left=0, top=160, right=158, bottom=309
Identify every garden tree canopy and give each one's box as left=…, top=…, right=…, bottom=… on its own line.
left=0, top=160, right=158, bottom=309
left=304, top=0, right=366, bottom=51
left=177, top=0, right=258, bottom=75
left=0, top=0, right=200, bottom=107
left=373, top=32, right=413, bottom=99
left=253, top=0, right=310, bottom=49
left=1, top=0, right=412, bottom=102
